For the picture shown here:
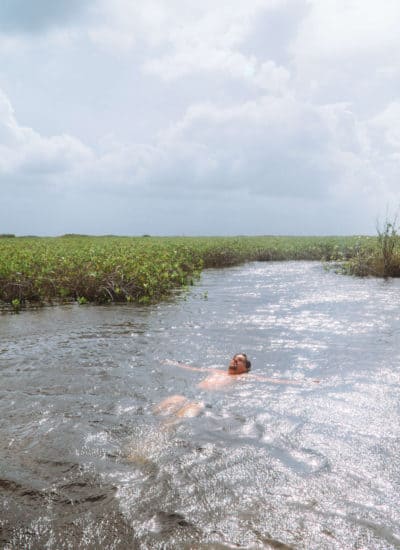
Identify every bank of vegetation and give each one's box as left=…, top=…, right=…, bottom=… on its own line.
left=339, top=220, right=400, bottom=278
left=0, top=233, right=396, bottom=311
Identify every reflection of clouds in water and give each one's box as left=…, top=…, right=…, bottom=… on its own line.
left=270, top=338, right=327, bottom=351
left=85, top=432, right=109, bottom=444
left=292, top=355, right=318, bottom=373
left=122, top=424, right=173, bottom=466
left=114, top=403, right=137, bottom=415
left=289, top=289, right=370, bottom=307
left=239, top=291, right=261, bottom=298
left=80, top=430, right=122, bottom=460
left=310, top=386, right=400, bottom=440
left=244, top=310, right=387, bottom=336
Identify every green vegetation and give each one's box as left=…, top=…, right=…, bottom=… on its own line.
left=341, top=219, right=400, bottom=278
left=11, top=298, right=21, bottom=313
left=0, top=235, right=366, bottom=310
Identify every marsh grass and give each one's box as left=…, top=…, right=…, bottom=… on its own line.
left=0, top=235, right=371, bottom=310
left=377, top=218, right=400, bottom=276
left=341, top=219, right=400, bottom=278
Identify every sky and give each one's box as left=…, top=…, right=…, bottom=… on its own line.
left=0, top=0, right=399, bottom=236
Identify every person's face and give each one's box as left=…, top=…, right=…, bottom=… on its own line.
left=228, top=354, right=248, bottom=375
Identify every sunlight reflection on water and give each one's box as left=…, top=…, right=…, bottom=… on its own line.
left=1, top=261, right=400, bottom=548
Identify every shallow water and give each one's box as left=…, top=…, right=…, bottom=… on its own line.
left=1, top=261, right=400, bottom=549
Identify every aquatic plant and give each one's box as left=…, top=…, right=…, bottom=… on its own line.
left=0, top=235, right=367, bottom=309
left=341, top=217, right=400, bottom=278
left=11, top=298, right=21, bottom=312
left=377, top=217, right=400, bottom=276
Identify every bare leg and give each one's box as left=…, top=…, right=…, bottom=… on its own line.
left=175, top=401, right=205, bottom=418
left=154, top=395, right=205, bottom=419
left=153, top=395, right=188, bottom=416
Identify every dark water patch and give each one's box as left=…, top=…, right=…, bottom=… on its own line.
left=0, top=471, right=135, bottom=549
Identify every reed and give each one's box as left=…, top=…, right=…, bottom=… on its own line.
left=341, top=219, right=400, bottom=278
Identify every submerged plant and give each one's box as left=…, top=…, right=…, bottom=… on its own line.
left=11, top=298, right=21, bottom=312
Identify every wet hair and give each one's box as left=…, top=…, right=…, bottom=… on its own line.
left=234, top=353, right=251, bottom=371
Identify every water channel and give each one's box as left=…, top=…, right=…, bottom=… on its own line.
left=1, top=261, right=400, bottom=549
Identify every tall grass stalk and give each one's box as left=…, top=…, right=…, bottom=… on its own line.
left=377, top=217, right=400, bottom=277
left=341, top=217, right=400, bottom=277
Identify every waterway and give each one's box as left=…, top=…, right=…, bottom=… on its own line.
left=1, top=262, right=400, bottom=549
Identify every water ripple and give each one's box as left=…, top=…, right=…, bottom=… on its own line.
left=1, top=262, right=400, bottom=548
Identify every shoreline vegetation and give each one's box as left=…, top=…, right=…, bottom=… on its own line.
left=0, top=231, right=398, bottom=312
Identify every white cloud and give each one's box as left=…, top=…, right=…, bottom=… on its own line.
left=0, top=81, right=396, bottom=209
left=91, top=0, right=277, bottom=49
left=157, top=97, right=357, bottom=199
left=293, top=0, right=400, bottom=59
left=369, top=102, right=400, bottom=150
left=86, top=0, right=291, bottom=93
left=144, top=48, right=290, bottom=94
left=1, top=0, right=399, bottom=234
left=291, top=1, right=400, bottom=109
left=0, top=90, right=92, bottom=181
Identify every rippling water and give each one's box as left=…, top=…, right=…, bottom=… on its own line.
left=1, top=261, right=400, bottom=549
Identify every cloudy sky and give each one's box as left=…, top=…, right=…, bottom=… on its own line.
left=1, top=0, right=399, bottom=236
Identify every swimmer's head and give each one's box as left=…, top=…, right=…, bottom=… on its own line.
left=228, top=353, right=251, bottom=375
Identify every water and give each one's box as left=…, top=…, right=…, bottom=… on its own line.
left=1, top=261, right=400, bottom=549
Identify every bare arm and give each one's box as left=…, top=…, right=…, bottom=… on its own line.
left=176, top=363, right=208, bottom=373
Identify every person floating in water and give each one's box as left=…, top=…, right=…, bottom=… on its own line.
left=178, top=353, right=251, bottom=388
left=155, top=353, right=301, bottom=419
